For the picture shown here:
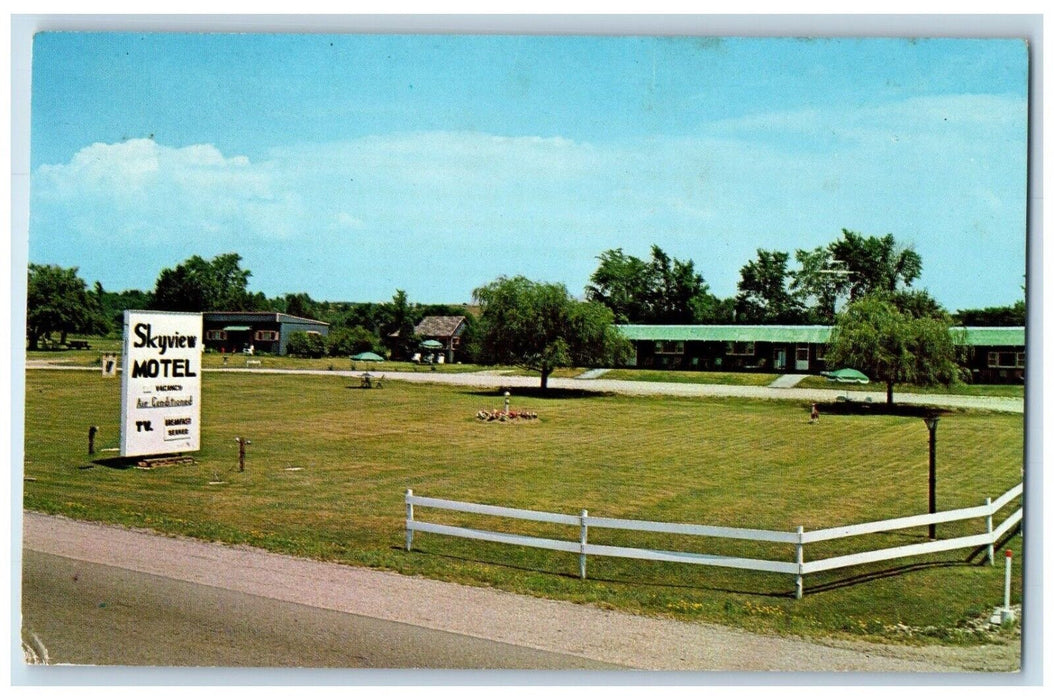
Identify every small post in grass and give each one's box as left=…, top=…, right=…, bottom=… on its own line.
left=579, top=509, right=588, bottom=580
left=991, top=549, right=1017, bottom=625
left=235, top=437, right=250, bottom=472
left=1002, top=549, right=1016, bottom=623
left=88, top=425, right=98, bottom=455
left=405, top=489, right=414, bottom=552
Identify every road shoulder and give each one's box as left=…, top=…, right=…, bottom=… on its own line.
left=20, top=512, right=1019, bottom=673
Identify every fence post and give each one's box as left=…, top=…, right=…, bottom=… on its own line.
left=795, top=526, right=805, bottom=600
left=579, top=509, right=589, bottom=580
left=405, top=489, right=414, bottom=552
left=985, top=497, right=995, bottom=565
left=1003, top=548, right=1011, bottom=619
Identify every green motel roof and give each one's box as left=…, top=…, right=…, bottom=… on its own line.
left=615, top=325, right=834, bottom=344
left=616, top=325, right=1025, bottom=347
left=950, top=326, right=1025, bottom=347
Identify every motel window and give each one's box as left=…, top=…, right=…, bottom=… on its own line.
left=655, top=341, right=684, bottom=354
left=206, top=330, right=227, bottom=341
left=255, top=330, right=280, bottom=342
left=815, top=345, right=827, bottom=361
left=725, top=341, right=755, bottom=356
left=987, top=351, right=1024, bottom=369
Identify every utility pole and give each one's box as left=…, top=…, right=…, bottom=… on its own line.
left=924, top=415, right=939, bottom=539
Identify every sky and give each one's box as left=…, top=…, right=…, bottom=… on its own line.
left=26, top=32, right=1030, bottom=311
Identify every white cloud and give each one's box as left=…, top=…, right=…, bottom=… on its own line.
left=32, top=139, right=300, bottom=244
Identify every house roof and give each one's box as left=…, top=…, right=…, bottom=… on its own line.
left=617, top=324, right=1026, bottom=347
left=202, top=311, right=329, bottom=326
left=616, top=325, right=833, bottom=344
left=950, top=326, right=1025, bottom=347
left=414, top=315, right=466, bottom=338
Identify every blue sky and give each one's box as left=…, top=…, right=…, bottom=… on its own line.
left=28, top=33, right=1029, bottom=311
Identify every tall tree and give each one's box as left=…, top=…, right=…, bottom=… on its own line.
left=384, top=289, right=419, bottom=360
left=586, top=245, right=721, bottom=324
left=825, top=292, right=958, bottom=405
left=152, top=253, right=253, bottom=312
left=474, top=276, right=630, bottom=389
left=735, top=249, right=804, bottom=323
left=26, top=264, right=107, bottom=349
left=586, top=248, right=654, bottom=323
left=790, top=246, right=847, bottom=323
left=282, top=292, right=320, bottom=320
left=829, top=229, right=922, bottom=301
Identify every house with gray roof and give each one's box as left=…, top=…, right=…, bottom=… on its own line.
left=202, top=311, right=329, bottom=356
left=413, top=315, right=468, bottom=363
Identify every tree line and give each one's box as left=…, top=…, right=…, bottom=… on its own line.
left=26, top=230, right=1024, bottom=400
left=586, top=229, right=1020, bottom=326
left=26, top=253, right=470, bottom=359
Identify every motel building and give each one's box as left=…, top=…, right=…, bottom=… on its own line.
left=201, top=311, right=330, bottom=356
left=616, top=325, right=1026, bottom=384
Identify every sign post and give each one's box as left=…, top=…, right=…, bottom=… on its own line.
left=120, top=310, right=203, bottom=458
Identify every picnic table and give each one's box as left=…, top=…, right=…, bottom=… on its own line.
left=360, top=373, right=384, bottom=389
left=67, top=340, right=91, bottom=350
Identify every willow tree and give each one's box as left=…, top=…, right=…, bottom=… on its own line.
left=473, top=276, right=631, bottom=390
left=826, top=292, right=959, bottom=405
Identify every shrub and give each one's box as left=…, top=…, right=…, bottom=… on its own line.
left=326, top=326, right=382, bottom=357
left=285, top=331, right=326, bottom=358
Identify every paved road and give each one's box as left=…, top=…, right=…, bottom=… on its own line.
left=21, top=549, right=620, bottom=670
left=24, top=362, right=1024, bottom=413
left=20, top=512, right=1020, bottom=673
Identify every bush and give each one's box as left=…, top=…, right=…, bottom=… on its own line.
left=286, top=331, right=326, bottom=358
left=326, top=326, right=383, bottom=357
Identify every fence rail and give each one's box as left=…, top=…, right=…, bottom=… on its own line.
left=404, top=483, right=1022, bottom=598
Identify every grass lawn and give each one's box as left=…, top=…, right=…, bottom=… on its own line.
left=794, top=375, right=1025, bottom=399
left=21, top=368, right=1024, bottom=646
left=602, top=368, right=781, bottom=386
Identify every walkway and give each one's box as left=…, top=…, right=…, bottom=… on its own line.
left=767, top=373, right=809, bottom=388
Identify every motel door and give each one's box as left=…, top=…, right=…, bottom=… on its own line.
left=795, top=345, right=810, bottom=371
left=774, top=348, right=786, bottom=371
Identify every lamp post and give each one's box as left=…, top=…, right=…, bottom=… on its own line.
left=924, top=415, right=939, bottom=539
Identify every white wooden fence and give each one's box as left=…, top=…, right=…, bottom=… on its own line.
left=404, top=483, right=1022, bottom=598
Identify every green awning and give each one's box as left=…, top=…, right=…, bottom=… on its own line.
left=223, top=325, right=252, bottom=332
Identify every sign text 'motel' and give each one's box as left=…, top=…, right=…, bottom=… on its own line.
left=120, top=311, right=203, bottom=458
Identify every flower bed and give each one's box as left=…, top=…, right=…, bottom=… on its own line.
left=476, top=409, right=539, bottom=422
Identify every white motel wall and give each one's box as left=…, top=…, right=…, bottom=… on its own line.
left=120, top=310, right=203, bottom=458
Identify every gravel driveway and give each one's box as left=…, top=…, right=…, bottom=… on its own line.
left=21, top=512, right=1020, bottom=673
left=24, top=362, right=1024, bottom=414
left=212, top=366, right=1026, bottom=414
